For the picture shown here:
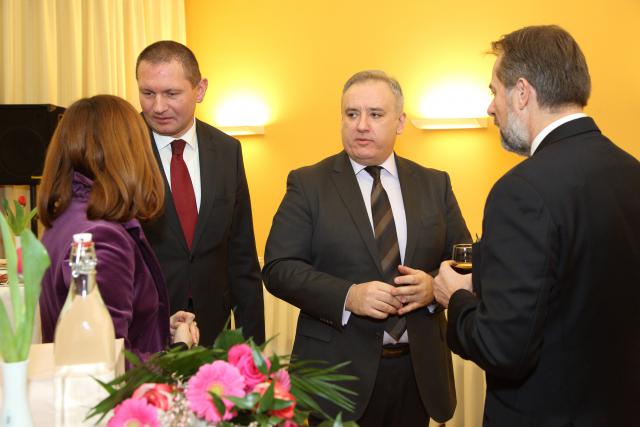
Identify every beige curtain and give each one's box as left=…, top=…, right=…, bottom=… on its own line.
left=0, top=0, right=186, bottom=235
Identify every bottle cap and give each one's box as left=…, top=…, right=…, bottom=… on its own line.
left=72, top=233, right=93, bottom=243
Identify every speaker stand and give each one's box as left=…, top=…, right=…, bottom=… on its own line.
left=29, top=184, right=38, bottom=235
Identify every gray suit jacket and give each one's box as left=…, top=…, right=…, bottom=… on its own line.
left=263, top=151, right=470, bottom=421
left=143, top=119, right=264, bottom=346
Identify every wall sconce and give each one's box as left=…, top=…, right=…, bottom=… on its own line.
left=413, top=81, right=490, bottom=130
left=218, top=125, right=265, bottom=136
left=214, top=94, right=269, bottom=136
left=411, top=117, right=488, bottom=130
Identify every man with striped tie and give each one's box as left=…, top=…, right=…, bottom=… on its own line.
left=263, top=70, right=471, bottom=426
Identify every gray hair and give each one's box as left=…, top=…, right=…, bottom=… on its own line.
left=343, top=70, right=404, bottom=112
left=490, top=25, right=591, bottom=109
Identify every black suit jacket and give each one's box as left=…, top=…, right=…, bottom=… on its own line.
left=263, top=151, right=471, bottom=422
left=143, top=119, right=265, bottom=346
left=447, top=117, right=640, bottom=426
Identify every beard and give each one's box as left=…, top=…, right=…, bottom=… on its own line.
left=499, top=105, right=531, bottom=157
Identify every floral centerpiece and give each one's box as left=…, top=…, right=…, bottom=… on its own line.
left=89, top=328, right=358, bottom=426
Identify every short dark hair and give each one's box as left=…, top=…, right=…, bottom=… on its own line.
left=38, top=95, right=165, bottom=227
left=490, top=25, right=591, bottom=108
left=136, top=40, right=201, bottom=87
left=343, top=70, right=404, bottom=112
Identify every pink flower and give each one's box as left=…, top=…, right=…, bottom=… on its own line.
left=271, top=368, right=291, bottom=392
left=108, top=398, right=160, bottom=427
left=186, top=360, right=246, bottom=423
left=132, top=383, right=174, bottom=411
left=228, top=344, right=270, bottom=392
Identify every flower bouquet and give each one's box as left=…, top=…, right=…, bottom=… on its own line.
left=89, top=328, right=358, bottom=426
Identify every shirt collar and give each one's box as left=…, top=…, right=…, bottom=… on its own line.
left=530, top=113, right=587, bottom=155
left=349, top=152, right=398, bottom=178
left=153, top=119, right=197, bottom=151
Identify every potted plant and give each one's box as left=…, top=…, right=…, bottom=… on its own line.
left=0, top=199, right=50, bottom=427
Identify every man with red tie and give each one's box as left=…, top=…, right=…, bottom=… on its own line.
left=136, top=41, right=264, bottom=346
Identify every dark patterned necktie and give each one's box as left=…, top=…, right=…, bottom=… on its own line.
left=170, top=139, right=197, bottom=249
left=365, top=166, right=406, bottom=340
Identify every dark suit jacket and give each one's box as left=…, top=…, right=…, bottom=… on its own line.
left=142, top=119, right=264, bottom=346
left=263, top=151, right=471, bottom=422
left=447, top=117, right=640, bottom=426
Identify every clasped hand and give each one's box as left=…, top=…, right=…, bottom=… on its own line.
left=169, top=310, right=200, bottom=348
left=346, top=265, right=434, bottom=319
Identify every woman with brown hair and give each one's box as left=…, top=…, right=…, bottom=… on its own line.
left=38, top=94, right=198, bottom=360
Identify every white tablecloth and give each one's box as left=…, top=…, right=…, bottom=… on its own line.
left=0, top=340, right=124, bottom=426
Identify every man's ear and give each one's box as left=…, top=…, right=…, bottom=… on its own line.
left=514, top=78, right=534, bottom=110
left=396, top=112, right=406, bottom=134
left=196, top=78, right=208, bottom=103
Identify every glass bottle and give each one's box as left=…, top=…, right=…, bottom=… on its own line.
left=53, top=232, right=116, bottom=426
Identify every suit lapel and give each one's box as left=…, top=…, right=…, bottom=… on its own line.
left=149, top=130, right=190, bottom=252
left=396, top=156, right=420, bottom=266
left=330, top=152, right=383, bottom=277
left=191, top=120, right=218, bottom=252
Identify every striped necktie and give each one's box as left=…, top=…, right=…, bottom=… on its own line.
left=365, top=166, right=406, bottom=340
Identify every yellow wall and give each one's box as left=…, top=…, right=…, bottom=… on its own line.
left=185, top=0, right=640, bottom=257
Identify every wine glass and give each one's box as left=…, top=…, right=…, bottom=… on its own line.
left=451, top=244, right=472, bottom=274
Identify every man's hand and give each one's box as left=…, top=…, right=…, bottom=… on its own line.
left=170, top=311, right=198, bottom=346
left=391, top=265, right=434, bottom=315
left=433, top=261, right=473, bottom=308
left=345, top=281, right=403, bottom=319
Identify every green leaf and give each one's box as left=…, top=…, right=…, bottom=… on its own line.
left=16, top=228, right=50, bottom=359
left=0, top=301, right=17, bottom=360
left=251, top=341, right=269, bottom=375
left=13, top=200, right=25, bottom=232
left=226, top=392, right=261, bottom=410
left=211, top=392, right=227, bottom=418
left=213, top=327, right=246, bottom=351
left=257, top=381, right=275, bottom=414
left=0, top=214, right=20, bottom=361
left=269, top=353, right=281, bottom=372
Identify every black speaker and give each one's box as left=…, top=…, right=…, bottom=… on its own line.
left=0, top=104, right=65, bottom=185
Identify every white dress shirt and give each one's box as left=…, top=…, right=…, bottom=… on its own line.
left=152, top=120, right=202, bottom=211
left=343, top=153, right=410, bottom=343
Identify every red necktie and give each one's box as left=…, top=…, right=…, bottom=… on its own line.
left=170, top=139, right=197, bottom=249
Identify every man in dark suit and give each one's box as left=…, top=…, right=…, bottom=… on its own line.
left=263, top=70, right=471, bottom=425
left=434, top=25, right=640, bottom=426
left=136, top=41, right=264, bottom=346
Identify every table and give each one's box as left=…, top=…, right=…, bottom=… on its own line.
left=0, top=340, right=124, bottom=426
